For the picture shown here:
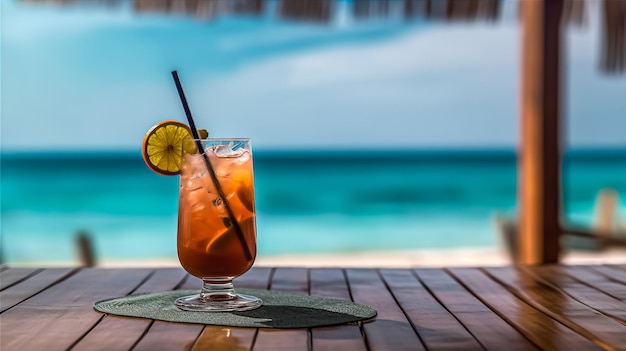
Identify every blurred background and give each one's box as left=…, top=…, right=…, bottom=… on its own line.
left=1, top=0, right=625, bottom=266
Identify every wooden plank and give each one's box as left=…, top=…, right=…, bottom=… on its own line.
left=522, top=265, right=626, bottom=323
left=560, top=265, right=626, bottom=301
left=449, top=267, right=603, bottom=350
left=0, top=268, right=153, bottom=351
left=415, top=268, right=538, bottom=351
left=310, top=268, right=351, bottom=300
left=589, top=265, right=626, bottom=285
left=133, top=267, right=188, bottom=294
left=190, top=267, right=273, bottom=351
left=485, top=266, right=626, bottom=350
left=253, top=328, right=309, bottom=351
left=193, top=326, right=256, bottom=351
left=235, top=266, right=273, bottom=290
left=180, top=273, right=203, bottom=291
left=346, top=268, right=425, bottom=351
left=0, top=268, right=76, bottom=313
left=73, top=268, right=189, bottom=351
left=268, top=267, right=309, bottom=293
left=253, top=267, right=309, bottom=351
left=380, top=268, right=482, bottom=351
left=134, top=321, right=204, bottom=351
left=131, top=270, right=207, bottom=351
left=75, top=315, right=155, bottom=351
left=0, top=267, right=42, bottom=291
left=518, top=0, right=564, bottom=264
left=310, top=268, right=367, bottom=351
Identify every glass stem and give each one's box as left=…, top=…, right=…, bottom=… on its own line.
left=200, top=278, right=237, bottom=301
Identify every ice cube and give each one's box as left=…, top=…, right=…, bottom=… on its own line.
left=184, top=177, right=205, bottom=192
left=190, top=202, right=206, bottom=213
left=213, top=143, right=245, bottom=158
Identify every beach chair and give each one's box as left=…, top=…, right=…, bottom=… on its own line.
left=496, top=188, right=626, bottom=262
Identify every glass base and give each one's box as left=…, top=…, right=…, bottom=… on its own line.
left=175, top=279, right=262, bottom=312
left=175, top=292, right=262, bottom=312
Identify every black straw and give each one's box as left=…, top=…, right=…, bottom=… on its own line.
left=171, top=70, right=252, bottom=261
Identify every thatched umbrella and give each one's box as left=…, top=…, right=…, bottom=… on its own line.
left=31, top=0, right=625, bottom=74
left=602, top=0, right=626, bottom=73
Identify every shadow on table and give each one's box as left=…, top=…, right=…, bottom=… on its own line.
left=235, top=305, right=376, bottom=328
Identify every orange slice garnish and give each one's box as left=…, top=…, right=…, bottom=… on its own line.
left=142, top=120, right=209, bottom=176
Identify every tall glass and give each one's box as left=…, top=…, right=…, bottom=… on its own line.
left=175, top=138, right=262, bottom=311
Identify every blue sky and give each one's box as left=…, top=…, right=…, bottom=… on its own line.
left=2, top=0, right=625, bottom=152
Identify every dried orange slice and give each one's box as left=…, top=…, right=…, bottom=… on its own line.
left=142, top=121, right=209, bottom=176
left=142, top=120, right=192, bottom=176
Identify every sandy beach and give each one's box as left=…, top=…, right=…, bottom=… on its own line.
left=8, top=243, right=623, bottom=268
left=86, top=246, right=625, bottom=268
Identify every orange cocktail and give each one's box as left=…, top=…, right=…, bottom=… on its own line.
left=175, top=138, right=261, bottom=311
left=178, top=139, right=256, bottom=278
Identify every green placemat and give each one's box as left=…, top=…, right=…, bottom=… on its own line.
left=94, top=289, right=377, bottom=329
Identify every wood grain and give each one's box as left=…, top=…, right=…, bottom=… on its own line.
left=310, top=268, right=366, bottom=351
left=380, top=268, right=482, bottom=351
left=521, top=265, right=626, bottom=323
left=485, top=266, right=626, bottom=350
left=236, top=266, right=273, bottom=290
left=191, top=267, right=273, bottom=351
left=72, top=267, right=188, bottom=351
left=518, top=0, right=563, bottom=265
left=133, top=321, right=203, bottom=351
left=449, top=267, right=603, bottom=350
left=346, top=268, right=425, bottom=351
left=0, top=268, right=153, bottom=351
left=1, top=265, right=624, bottom=351
left=268, top=267, right=309, bottom=293
left=0, top=267, right=42, bottom=291
left=415, top=268, right=538, bottom=351
left=253, top=267, right=309, bottom=351
left=0, top=268, right=75, bottom=313
left=193, top=326, right=256, bottom=351
left=560, top=265, right=626, bottom=301
left=130, top=270, right=206, bottom=351
left=589, top=265, right=626, bottom=285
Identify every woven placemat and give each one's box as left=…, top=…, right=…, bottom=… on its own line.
left=94, top=288, right=377, bottom=329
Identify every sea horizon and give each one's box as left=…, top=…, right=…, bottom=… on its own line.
left=3, top=145, right=626, bottom=158
left=2, top=147, right=625, bottom=265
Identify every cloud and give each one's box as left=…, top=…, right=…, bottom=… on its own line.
left=192, top=23, right=520, bottom=148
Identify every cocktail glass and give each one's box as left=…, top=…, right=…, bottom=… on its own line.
left=175, top=138, right=262, bottom=311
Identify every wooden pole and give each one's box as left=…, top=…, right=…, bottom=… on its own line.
left=518, top=0, right=564, bottom=264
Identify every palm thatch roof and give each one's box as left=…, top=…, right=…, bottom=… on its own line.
left=24, top=0, right=626, bottom=74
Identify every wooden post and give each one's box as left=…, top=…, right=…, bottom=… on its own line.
left=518, top=0, right=564, bottom=264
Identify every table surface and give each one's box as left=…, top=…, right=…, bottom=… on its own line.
left=1, top=264, right=625, bottom=351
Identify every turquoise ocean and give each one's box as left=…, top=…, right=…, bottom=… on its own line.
left=2, top=149, right=625, bottom=264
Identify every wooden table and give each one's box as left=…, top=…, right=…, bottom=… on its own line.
left=1, top=265, right=625, bottom=351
